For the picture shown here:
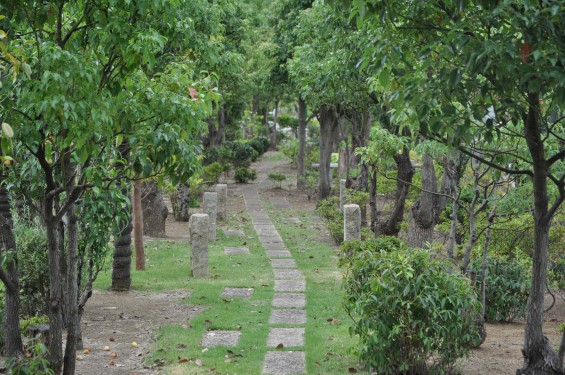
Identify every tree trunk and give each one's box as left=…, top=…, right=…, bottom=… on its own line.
left=269, top=100, right=279, bottom=151
left=112, top=141, right=132, bottom=292
left=62, top=200, right=78, bottom=375
left=369, top=167, right=377, bottom=233
left=112, top=215, right=132, bottom=291
left=141, top=181, right=168, bottom=237
left=45, top=193, right=64, bottom=373
left=407, top=155, right=437, bottom=248
left=517, top=93, right=563, bottom=375
left=0, top=184, right=23, bottom=358
left=174, top=183, right=190, bottom=222
left=446, top=186, right=460, bottom=259
left=297, top=97, right=307, bottom=190
left=133, top=179, right=145, bottom=271
left=376, top=147, right=414, bottom=236
left=317, top=105, right=339, bottom=201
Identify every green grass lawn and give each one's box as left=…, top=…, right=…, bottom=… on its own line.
left=93, top=195, right=363, bottom=374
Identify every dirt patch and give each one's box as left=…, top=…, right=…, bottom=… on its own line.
left=460, top=293, right=565, bottom=374
left=76, top=290, right=204, bottom=374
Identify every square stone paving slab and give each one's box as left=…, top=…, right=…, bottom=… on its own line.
left=283, top=217, right=301, bottom=223
left=259, top=235, right=284, bottom=243
left=201, top=330, right=241, bottom=347
left=266, top=250, right=292, bottom=258
left=255, top=228, right=280, bottom=235
left=223, top=229, right=245, bottom=237
left=269, top=309, right=307, bottom=325
left=270, top=259, right=296, bottom=268
left=224, top=247, right=250, bottom=255
left=263, top=351, right=305, bottom=375
left=273, top=269, right=304, bottom=279
left=264, top=242, right=287, bottom=250
left=273, top=293, right=306, bottom=308
left=274, top=279, right=306, bottom=292
left=221, top=287, right=254, bottom=299
left=267, top=328, right=305, bottom=347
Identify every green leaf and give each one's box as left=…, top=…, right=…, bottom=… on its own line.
left=2, top=122, right=14, bottom=138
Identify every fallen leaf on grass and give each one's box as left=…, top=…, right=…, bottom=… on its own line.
left=178, top=358, right=189, bottom=364
left=348, top=368, right=357, bottom=373
left=276, top=343, right=284, bottom=349
left=181, top=323, right=192, bottom=329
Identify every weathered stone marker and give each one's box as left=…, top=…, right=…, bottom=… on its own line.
left=189, top=213, right=209, bottom=277
left=216, top=184, right=228, bottom=222
left=339, top=179, right=347, bottom=210
left=343, top=204, right=361, bottom=242
left=202, top=192, right=218, bottom=241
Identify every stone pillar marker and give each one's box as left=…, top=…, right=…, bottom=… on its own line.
left=343, top=204, right=361, bottom=242
left=189, top=214, right=209, bottom=277
left=339, top=179, right=347, bottom=210
left=216, top=184, right=228, bottom=222
left=202, top=192, right=218, bottom=241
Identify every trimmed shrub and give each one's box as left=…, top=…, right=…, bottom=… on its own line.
left=234, top=167, right=257, bottom=183
left=342, top=244, right=480, bottom=374
left=268, top=172, right=286, bottom=189
left=471, top=256, right=530, bottom=322
left=203, top=162, right=224, bottom=184
left=248, top=137, right=270, bottom=156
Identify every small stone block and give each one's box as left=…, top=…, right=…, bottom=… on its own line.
left=273, top=293, right=306, bottom=308
left=263, top=351, right=305, bottom=375
left=201, top=330, right=241, bottom=347
left=224, top=247, right=250, bottom=255
left=283, top=218, right=301, bottom=223
left=274, top=280, right=306, bottom=292
left=273, top=269, right=304, bottom=279
left=266, top=250, right=292, bottom=258
left=223, top=229, right=245, bottom=237
left=259, top=235, right=284, bottom=243
left=222, top=287, right=254, bottom=299
left=269, top=309, right=307, bottom=325
left=270, top=259, right=296, bottom=268
left=267, top=328, right=305, bottom=347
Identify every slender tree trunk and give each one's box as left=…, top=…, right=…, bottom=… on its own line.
left=297, top=97, right=307, bottom=190
left=269, top=100, right=279, bottom=150
left=0, top=183, right=23, bottom=358
left=112, top=141, right=132, bottom=291
left=217, top=105, right=226, bottom=145
left=376, top=147, right=414, bottom=236
left=174, top=183, right=190, bottom=222
left=133, top=179, right=145, bottom=271
left=62, top=200, right=78, bottom=375
left=369, top=167, right=377, bottom=233
left=518, top=93, right=563, bottom=375
left=407, top=154, right=437, bottom=247
left=46, top=193, right=64, bottom=373
left=317, top=105, right=339, bottom=201
left=446, top=186, right=460, bottom=259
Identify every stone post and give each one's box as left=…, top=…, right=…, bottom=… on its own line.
left=339, top=179, right=347, bottom=210
left=216, top=184, right=228, bottom=222
left=189, top=214, right=209, bottom=277
left=202, top=192, right=218, bottom=241
left=343, top=204, right=361, bottom=242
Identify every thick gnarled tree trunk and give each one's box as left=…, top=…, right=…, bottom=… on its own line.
left=407, top=154, right=437, bottom=247
left=375, top=147, right=414, bottom=236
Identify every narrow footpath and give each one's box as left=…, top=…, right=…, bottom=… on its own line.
left=241, top=158, right=307, bottom=374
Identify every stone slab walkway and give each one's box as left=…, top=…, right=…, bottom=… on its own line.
left=241, top=160, right=307, bottom=375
